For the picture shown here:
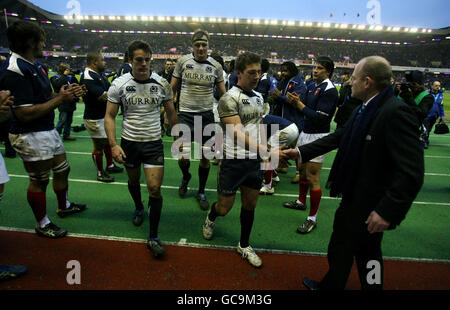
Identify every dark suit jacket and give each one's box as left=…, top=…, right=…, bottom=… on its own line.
left=298, top=95, right=424, bottom=232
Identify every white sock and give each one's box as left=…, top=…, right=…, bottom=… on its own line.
left=39, top=216, right=51, bottom=228
left=307, top=215, right=317, bottom=223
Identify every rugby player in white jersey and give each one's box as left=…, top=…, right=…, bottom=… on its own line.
left=105, top=40, right=177, bottom=258
left=170, top=29, right=226, bottom=211
left=202, top=52, right=281, bottom=268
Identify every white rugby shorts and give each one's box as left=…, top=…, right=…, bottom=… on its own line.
left=296, top=131, right=328, bottom=163
left=9, top=129, right=66, bottom=162
left=268, top=123, right=299, bottom=148
left=0, top=153, right=10, bottom=184
left=84, top=118, right=107, bottom=139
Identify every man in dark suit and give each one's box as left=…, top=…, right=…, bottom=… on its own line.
left=280, top=56, right=424, bottom=290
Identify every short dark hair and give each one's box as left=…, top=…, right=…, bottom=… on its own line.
left=6, top=20, right=45, bottom=54
left=87, top=52, right=102, bottom=65
left=57, top=63, right=70, bottom=75
left=127, top=40, right=152, bottom=60
left=235, top=52, right=261, bottom=72
left=261, top=59, right=270, bottom=73
left=191, top=29, right=209, bottom=43
left=316, top=56, right=334, bottom=77
left=210, top=52, right=224, bottom=69
left=281, top=61, right=298, bottom=77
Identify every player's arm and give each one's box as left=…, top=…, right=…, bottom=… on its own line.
left=216, top=81, right=226, bottom=98
left=104, top=101, right=125, bottom=164
left=221, top=115, right=270, bottom=156
left=170, top=76, right=180, bottom=99
left=14, top=84, right=83, bottom=123
left=163, top=99, right=177, bottom=133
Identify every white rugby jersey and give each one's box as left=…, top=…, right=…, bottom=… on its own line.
left=218, top=86, right=265, bottom=159
left=107, top=72, right=173, bottom=142
left=172, top=54, right=224, bottom=113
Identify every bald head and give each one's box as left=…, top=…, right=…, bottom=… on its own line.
left=359, top=56, right=392, bottom=91
left=351, top=56, right=392, bottom=102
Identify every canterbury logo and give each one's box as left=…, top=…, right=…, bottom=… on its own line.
left=186, top=64, right=194, bottom=69
left=126, top=86, right=136, bottom=92
left=242, top=99, right=250, bottom=105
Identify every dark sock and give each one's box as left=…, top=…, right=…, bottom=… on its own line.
left=240, top=208, right=255, bottom=248
left=128, top=181, right=144, bottom=210
left=179, top=160, right=191, bottom=180
left=92, top=152, right=103, bottom=176
left=148, top=197, right=163, bottom=239
left=208, top=201, right=218, bottom=222
left=103, top=145, right=114, bottom=168
left=27, top=190, right=47, bottom=222
left=54, top=185, right=68, bottom=210
left=198, top=166, right=210, bottom=194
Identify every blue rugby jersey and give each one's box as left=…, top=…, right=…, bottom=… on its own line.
left=0, top=53, right=54, bottom=134
left=80, top=68, right=110, bottom=120
left=302, top=78, right=338, bottom=134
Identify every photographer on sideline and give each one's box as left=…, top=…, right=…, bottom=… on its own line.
left=397, top=70, right=434, bottom=148
left=397, top=70, right=434, bottom=123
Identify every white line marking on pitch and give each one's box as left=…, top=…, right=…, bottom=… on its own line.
left=7, top=174, right=450, bottom=206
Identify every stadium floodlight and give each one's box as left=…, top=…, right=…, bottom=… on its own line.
left=226, top=18, right=234, bottom=23
left=93, top=16, right=99, bottom=20
left=192, top=17, right=199, bottom=22
left=175, top=16, right=182, bottom=22
left=410, top=28, right=418, bottom=32
left=305, top=22, right=313, bottom=26
left=427, top=29, right=432, bottom=33
left=287, top=20, right=295, bottom=26
left=393, top=26, right=401, bottom=31
left=109, top=16, right=116, bottom=20
left=157, top=16, right=165, bottom=21
left=299, top=21, right=304, bottom=26
left=253, top=19, right=260, bottom=24
left=358, top=25, right=366, bottom=30
left=322, top=22, right=330, bottom=28
left=340, top=24, right=348, bottom=29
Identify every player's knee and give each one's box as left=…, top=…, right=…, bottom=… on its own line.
left=147, top=184, right=161, bottom=197
left=52, top=160, right=70, bottom=176
left=29, top=170, right=51, bottom=187
left=179, top=158, right=190, bottom=167
left=215, top=201, right=232, bottom=216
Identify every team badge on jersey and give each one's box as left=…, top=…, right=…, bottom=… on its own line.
left=150, top=86, right=158, bottom=94
left=206, top=66, right=212, bottom=73
left=242, top=99, right=250, bottom=105
left=314, top=89, right=320, bottom=96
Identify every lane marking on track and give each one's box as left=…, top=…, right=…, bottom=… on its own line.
left=7, top=174, right=450, bottom=206
left=0, top=226, right=448, bottom=263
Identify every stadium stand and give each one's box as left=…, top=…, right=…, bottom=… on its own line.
left=1, top=0, right=449, bottom=88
